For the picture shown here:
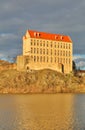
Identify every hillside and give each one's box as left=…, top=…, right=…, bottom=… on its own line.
left=0, top=60, right=16, bottom=70
left=0, top=68, right=85, bottom=93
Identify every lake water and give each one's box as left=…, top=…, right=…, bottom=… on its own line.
left=0, top=94, right=85, bottom=130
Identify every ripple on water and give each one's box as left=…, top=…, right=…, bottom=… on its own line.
left=0, top=94, right=84, bottom=130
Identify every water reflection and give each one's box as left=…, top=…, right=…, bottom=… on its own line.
left=72, top=94, right=85, bottom=129
left=0, top=94, right=85, bottom=130
left=0, top=95, right=19, bottom=130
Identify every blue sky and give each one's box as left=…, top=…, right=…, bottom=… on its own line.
left=0, top=0, right=85, bottom=69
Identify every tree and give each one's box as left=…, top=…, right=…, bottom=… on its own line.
left=73, top=61, right=76, bottom=71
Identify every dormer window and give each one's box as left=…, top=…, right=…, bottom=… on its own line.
left=55, top=35, right=58, bottom=39
left=61, top=36, right=64, bottom=40
left=61, top=36, right=63, bottom=40
left=34, top=32, right=36, bottom=37
left=37, top=33, right=40, bottom=37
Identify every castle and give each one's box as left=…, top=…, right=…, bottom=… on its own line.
left=17, top=30, right=73, bottom=73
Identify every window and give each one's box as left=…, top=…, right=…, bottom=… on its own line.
left=66, top=51, right=67, bottom=56
left=34, top=40, right=36, bottom=45
left=51, top=57, right=52, bottom=62
left=43, top=56, right=45, bottom=62
left=47, top=49, right=48, bottom=55
left=47, top=57, right=48, bottom=62
left=25, top=58, right=29, bottom=64
left=61, top=58, right=62, bottom=63
left=69, top=44, right=70, bottom=49
left=40, top=43, right=42, bottom=46
left=31, top=48, right=33, bottom=53
left=63, top=51, right=65, bottom=56
left=58, top=43, right=59, bottom=48
left=40, top=49, right=42, bottom=54
left=69, top=59, right=70, bottom=64
left=51, top=44, right=52, bottom=47
left=63, top=58, right=65, bottom=64
left=55, top=50, right=56, bottom=55
left=55, top=57, right=56, bottom=62
left=60, top=51, right=62, bottom=56
left=37, top=42, right=39, bottom=46
left=43, top=49, right=45, bottom=54
left=34, top=48, right=36, bottom=53
left=40, top=56, right=42, bottom=62
left=31, top=41, right=33, bottom=45
left=66, top=58, right=68, bottom=64
left=51, top=49, right=52, bottom=55
left=43, top=43, right=45, bottom=47
left=34, top=56, right=36, bottom=62
left=37, top=40, right=39, bottom=43
left=61, top=43, right=62, bottom=48
left=37, top=48, right=39, bottom=53
left=66, top=44, right=68, bottom=49
left=37, top=56, right=39, bottom=62
left=58, top=57, right=59, bottom=63
left=63, top=44, right=65, bottom=48
left=58, top=50, right=59, bottom=56
left=40, top=40, right=42, bottom=43
left=69, top=51, right=70, bottom=56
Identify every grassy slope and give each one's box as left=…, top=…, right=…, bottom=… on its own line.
left=0, top=69, right=85, bottom=93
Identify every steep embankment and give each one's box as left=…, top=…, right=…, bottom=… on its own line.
left=0, top=69, right=85, bottom=93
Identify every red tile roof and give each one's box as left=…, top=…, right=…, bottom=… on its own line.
left=28, top=30, right=72, bottom=43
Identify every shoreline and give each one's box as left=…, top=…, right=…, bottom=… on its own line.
left=0, top=88, right=85, bottom=94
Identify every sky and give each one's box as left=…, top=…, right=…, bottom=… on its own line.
left=0, top=0, right=85, bottom=69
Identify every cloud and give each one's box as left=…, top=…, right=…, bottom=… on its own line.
left=0, top=33, right=22, bottom=59
left=0, top=0, right=85, bottom=61
left=73, top=55, right=82, bottom=60
left=0, top=33, right=18, bottom=40
left=77, top=61, right=85, bottom=68
left=73, top=54, right=85, bottom=69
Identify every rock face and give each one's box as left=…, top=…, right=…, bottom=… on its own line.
left=0, top=69, right=85, bottom=94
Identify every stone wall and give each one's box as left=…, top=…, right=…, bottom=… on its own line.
left=17, top=55, right=29, bottom=71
